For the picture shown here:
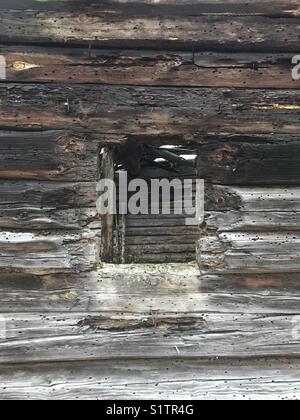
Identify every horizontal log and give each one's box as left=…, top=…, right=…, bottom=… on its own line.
left=1, top=0, right=299, bottom=17
left=2, top=47, right=299, bottom=88
left=0, top=265, right=300, bottom=314
left=0, top=231, right=99, bottom=274
left=0, top=181, right=97, bottom=230
left=206, top=185, right=300, bottom=212
left=0, top=311, right=298, bottom=364
left=0, top=357, right=299, bottom=400
left=2, top=85, right=300, bottom=135
left=0, top=12, right=299, bottom=51
left=198, top=232, right=300, bottom=274
left=0, top=131, right=98, bottom=182
left=205, top=211, right=300, bottom=232
left=198, top=136, right=300, bottom=185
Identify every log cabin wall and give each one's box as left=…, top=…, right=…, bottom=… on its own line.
left=0, top=0, right=300, bottom=399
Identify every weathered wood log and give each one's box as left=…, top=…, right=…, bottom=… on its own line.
left=198, top=136, right=300, bottom=185
left=100, top=148, right=115, bottom=263
left=0, top=181, right=97, bottom=230
left=206, top=185, right=300, bottom=212
left=0, top=311, right=298, bottom=364
left=0, top=231, right=99, bottom=274
left=0, top=357, right=298, bottom=400
left=0, top=265, right=299, bottom=314
left=1, top=85, right=300, bottom=136
left=204, top=211, right=300, bottom=232
left=1, top=0, right=299, bottom=17
left=198, top=232, right=300, bottom=274
left=2, top=47, right=299, bottom=89
left=0, top=131, right=98, bottom=182
left=0, top=11, right=299, bottom=51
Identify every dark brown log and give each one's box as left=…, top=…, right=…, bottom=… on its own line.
left=0, top=181, right=97, bottom=230
left=1, top=0, right=299, bottom=17
left=0, top=131, right=98, bottom=182
left=2, top=85, right=300, bottom=136
left=1, top=47, right=299, bottom=88
left=197, top=136, right=300, bottom=185
left=100, top=148, right=115, bottom=263
left=0, top=231, right=99, bottom=274
left=0, top=11, right=299, bottom=51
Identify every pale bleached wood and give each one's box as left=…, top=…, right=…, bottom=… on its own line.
left=0, top=265, right=299, bottom=314
left=0, top=311, right=299, bottom=363
left=0, top=358, right=299, bottom=400
left=206, top=185, right=300, bottom=212
left=198, top=232, right=300, bottom=274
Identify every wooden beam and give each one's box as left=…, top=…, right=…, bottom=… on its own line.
left=0, top=357, right=299, bottom=400
left=1, top=47, right=300, bottom=88
left=100, top=148, right=115, bottom=263
left=0, top=12, right=299, bottom=51
left=2, top=85, right=300, bottom=136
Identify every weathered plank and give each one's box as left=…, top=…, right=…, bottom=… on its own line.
left=0, top=311, right=298, bottom=363
left=0, top=231, right=99, bottom=274
left=2, top=47, right=299, bottom=88
left=1, top=0, right=299, bottom=17
left=0, top=358, right=299, bottom=400
left=0, top=181, right=97, bottom=230
left=0, top=131, right=98, bottom=182
left=198, top=232, right=300, bottom=274
left=0, top=265, right=299, bottom=314
left=205, top=211, right=300, bottom=232
left=1, top=85, right=300, bottom=136
left=206, top=185, right=300, bottom=212
left=198, top=136, right=300, bottom=185
left=0, top=11, right=299, bottom=51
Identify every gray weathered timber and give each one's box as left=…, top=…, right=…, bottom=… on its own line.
left=198, top=232, right=300, bottom=274
left=0, top=231, right=99, bottom=274
left=206, top=185, right=300, bottom=212
left=1, top=47, right=299, bottom=89
left=1, top=0, right=299, bottom=17
left=0, top=181, right=97, bottom=230
left=0, top=265, right=299, bottom=314
left=2, top=85, right=300, bottom=136
left=0, top=131, right=98, bottom=182
left=0, top=312, right=299, bottom=363
left=0, top=358, right=299, bottom=400
left=197, top=137, right=300, bottom=185
left=204, top=211, right=300, bottom=232
left=0, top=12, right=299, bottom=51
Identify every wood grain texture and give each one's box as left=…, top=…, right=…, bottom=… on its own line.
left=0, top=231, right=99, bottom=274
left=198, top=232, right=300, bottom=274
left=198, top=136, right=300, bottom=185
left=0, top=265, right=299, bottom=314
left=0, top=11, right=299, bottom=51
left=0, top=181, right=97, bottom=230
left=1, top=0, right=300, bottom=17
left=0, top=358, right=299, bottom=400
left=0, top=131, right=98, bottom=182
left=0, top=311, right=299, bottom=363
left=206, top=185, right=300, bottom=212
left=2, top=47, right=299, bottom=88
left=2, top=85, right=300, bottom=136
